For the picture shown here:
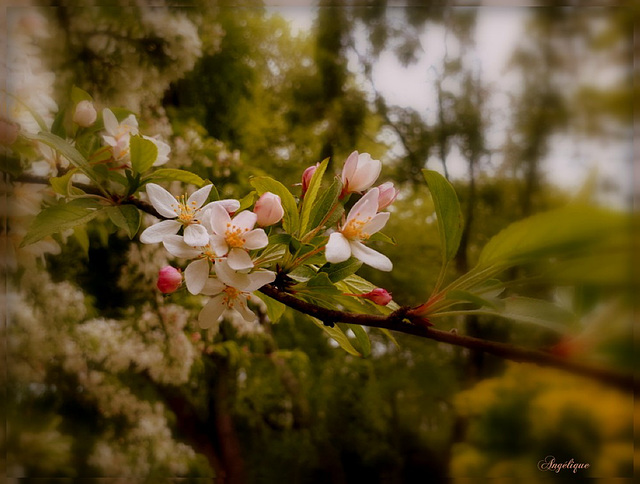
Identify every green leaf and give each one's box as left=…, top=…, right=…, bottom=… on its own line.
left=446, top=290, right=499, bottom=310
left=422, top=169, right=463, bottom=265
left=50, top=107, right=68, bottom=138
left=21, top=199, right=103, bottom=247
left=269, top=233, right=292, bottom=246
left=367, top=231, right=396, bottom=245
left=483, top=296, right=577, bottom=333
left=50, top=170, right=79, bottom=196
left=144, top=168, right=208, bottom=188
left=319, top=258, right=363, bottom=283
left=296, top=272, right=342, bottom=295
left=310, top=317, right=361, bottom=357
left=73, top=226, right=90, bottom=255
left=308, top=176, right=343, bottom=232
left=254, top=292, right=287, bottom=323
left=341, top=324, right=371, bottom=357
left=237, top=191, right=257, bottom=212
left=476, top=204, right=627, bottom=271
left=299, top=157, right=329, bottom=235
left=26, top=131, right=103, bottom=187
left=129, top=135, right=158, bottom=174
left=106, top=205, right=141, bottom=239
left=250, top=176, right=299, bottom=234
left=71, top=85, right=93, bottom=104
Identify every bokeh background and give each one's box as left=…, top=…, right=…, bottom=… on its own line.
left=2, top=1, right=637, bottom=482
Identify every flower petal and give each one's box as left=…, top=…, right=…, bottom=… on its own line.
left=139, top=220, right=181, bottom=244
left=341, top=151, right=359, bottom=186
left=350, top=154, right=381, bottom=192
left=243, top=229, right=268, bottom=250
left=347, top=187, right=379, bottom=223
left=349, top=241, right=392, bottom=272
left=362, top=211, right=390, bottom=236
left=163, top=234, right=202, bottom=258
left=207, top=203, right=231, bottom=236
left=209, top=235, right=229, bottom=257
left=235, top=296, right=257, bottom=322
left=215, top=259, right=250, bottom=288
left=242, top=270, right=277, bottom=292
left=102, top=108, right=118, bottom=135
left=201, top=277, right=226, bottom=296
left=198, top=294, right=227, bottom=329
left=227, top=248, right=254, bottom=271
left=146, top=183, right=180, bottom=218
left=203, top=199, right=241, bottom=214
left=325, top=232, right=351, bottom=264
left=232, top=210, right=257, bottom=231
left=185, top=258, right=210, bottom=295
left=183, top=224, right=209, bottom=247
left=187, top=184, right=213, bottom=209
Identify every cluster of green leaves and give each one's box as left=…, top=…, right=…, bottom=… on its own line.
left=420, top=169, right=635, bottom=345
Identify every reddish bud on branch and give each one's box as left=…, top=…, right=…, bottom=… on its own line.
left=157, top=266, right=182, bottom=294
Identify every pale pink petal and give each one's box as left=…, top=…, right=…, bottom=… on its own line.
left=209, top=235, right=229, bottom=257
left=215, top=259, right=251, bottom=288
left=350, top=241, right=392, bottom=272
left=349, top=154, right=381, bottom=192
left=198, top=294, right=227, bottom=328
left=102, top=108, right=118, bottom=135
left=227, top=248, right=254, bottom=271
left=139, top=220, right=181, bottom=244
left=325, top=232, right=351, bottom=264
left=185, top=258, right=210, bottom=295
left=162, top=234, right=202, bottom=258
left=121, top=114, right=139, bottom=134
left=201, top=277, right=226, bottom=296
left=243, top=229, right=268, bottom=250
left=341, top=151, right=359, bottom=186
left=232, top=211, right=257, bottom=231
left=102, top=135, right=117, bottom=147
left=207, top=203, right=231, bottom=235
left=235, top=296, right=257, bottom=322
left=242, top=270, right=277, bottom=292
left=183, top=224, right=209, bottom=247
left=202, top=199, right=241, bottom=214
left=187, top=184, right=213, bottom=209
left=362, top=211, right=390, bottom=236
left=346, top=188, right=379, bottom=223
left=146, top=183, right=180, bottom=218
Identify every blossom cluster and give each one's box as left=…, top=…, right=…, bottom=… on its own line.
left=143, top=150, right=399, bottom=329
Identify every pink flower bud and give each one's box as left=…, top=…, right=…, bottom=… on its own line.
left=0, top=118, right=19, bottom=146
left=376, top=182, right=399, bottom=209
left=73, top=100, right=97, bottom=127
left=341, top=151, right=381, bottom=195
left=301, top=163, right=319, bottom=197
left=254, top=192, right=284, bottom=226
left=362, top=288, right=393, bottom=306
left=157, top=266, right=182, bottom=294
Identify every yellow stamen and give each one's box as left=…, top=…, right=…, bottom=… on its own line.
left=225, top=226, right=247, bottom=248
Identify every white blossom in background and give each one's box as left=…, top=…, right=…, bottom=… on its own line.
left=3, top=9, right=58, bottom=135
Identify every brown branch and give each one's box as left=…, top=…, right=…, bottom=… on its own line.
left=259, top=284, right=636, bottom=393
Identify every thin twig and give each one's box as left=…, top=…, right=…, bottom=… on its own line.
left=259, top=284, right=636, bottom=392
